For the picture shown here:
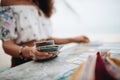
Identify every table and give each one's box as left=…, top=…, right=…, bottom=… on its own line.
left=0, top=42, right=120, bottom=80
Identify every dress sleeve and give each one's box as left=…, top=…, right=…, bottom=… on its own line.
left=0, top=7, right=18, bottom=41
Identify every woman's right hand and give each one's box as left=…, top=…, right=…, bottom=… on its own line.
left=22, top=46, right=56, bottom=60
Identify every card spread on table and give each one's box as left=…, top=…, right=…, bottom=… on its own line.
left=80, top=41, right=103, bottom=47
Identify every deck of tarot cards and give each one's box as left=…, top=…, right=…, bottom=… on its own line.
left=35, top=40, right=62, bottom=55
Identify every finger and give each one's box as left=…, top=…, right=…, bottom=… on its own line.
left=84, top=38, right=89, bottom=42
left=49, top=52, right=57, bottom=56
left=35, top=51, right=49, bottom=57
left=36, top=54, right=54, bottom=60
left=31, top=48, right=49, bottom=57
left=82, top=36, right=90, bottom=42
left=49, top=52, right=56, bottom=58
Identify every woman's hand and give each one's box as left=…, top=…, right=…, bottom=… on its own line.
left=22, top=46, right=56, bottom=60
left=72, top=36, right=90, bottom=43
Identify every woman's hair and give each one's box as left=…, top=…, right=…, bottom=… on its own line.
left=34, top=0, right=54, bottom=18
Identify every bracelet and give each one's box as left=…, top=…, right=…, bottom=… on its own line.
left=18, top=45, right=25, bottom=60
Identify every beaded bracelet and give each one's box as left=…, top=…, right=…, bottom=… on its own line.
left=18, top=45, right=25, bottom=60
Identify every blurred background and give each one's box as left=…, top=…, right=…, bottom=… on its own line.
left=0, top=0, right=120, bottom=72
left=51, top=0, right=120, bottom=42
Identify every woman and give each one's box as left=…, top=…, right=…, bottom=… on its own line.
left=0, top=0, right=89, bottom=67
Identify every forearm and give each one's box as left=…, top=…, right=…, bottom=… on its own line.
left=2, top=40, right=53, bottom=60
left=48, top=37, right=74, bottom=45
left=2, top=40, right=30, bottom=58
left=48, top=36, right=89, bottom=44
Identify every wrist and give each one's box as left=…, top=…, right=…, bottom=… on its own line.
left=19, top=46, right=33, bottom=59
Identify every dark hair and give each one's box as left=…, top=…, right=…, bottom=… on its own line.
left=34, top=0, right=54, bottom=18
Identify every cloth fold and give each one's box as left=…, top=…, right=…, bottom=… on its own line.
left=71, top=52, right=120, bottom=80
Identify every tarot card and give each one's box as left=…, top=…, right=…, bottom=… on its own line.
left=35, top=40, right=55, bottom=47
left=36, top=45, right=59, bottom=52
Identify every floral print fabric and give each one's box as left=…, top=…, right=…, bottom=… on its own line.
left=0, top=6, right=52, bottom=44
left=0, top=6, right=17, bottom=41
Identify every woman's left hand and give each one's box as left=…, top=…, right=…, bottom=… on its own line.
left=72, top=36, right=90, bottom=43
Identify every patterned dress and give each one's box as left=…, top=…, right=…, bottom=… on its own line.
left=0, top=5, right=53, bottom=67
